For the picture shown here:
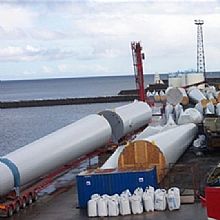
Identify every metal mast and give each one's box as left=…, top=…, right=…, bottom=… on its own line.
left=131, top=41, right=146, bottom=102
left=195, top=19, right=206, bottom=79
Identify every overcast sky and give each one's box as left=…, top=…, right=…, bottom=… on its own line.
left=0, top=0, right=220, bottom=80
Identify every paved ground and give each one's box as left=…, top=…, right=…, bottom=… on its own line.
left=6, top=111, right=219, bottom=220
left=8, top=184, right=208, bottom=220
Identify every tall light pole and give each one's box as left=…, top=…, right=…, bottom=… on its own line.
left=195, top=19, right=206, bottom=79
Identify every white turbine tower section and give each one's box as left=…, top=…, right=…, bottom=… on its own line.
left=99, top=101, right=152, bottom=142
left=143, top=123, right=198, bottom=167
left=101, top=124, right=197, bottom=171
left=0, top=114, right=112, bottom=196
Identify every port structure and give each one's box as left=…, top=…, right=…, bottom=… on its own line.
left=131, top=41, right=146, bottom=102
left=195, top=19, right=206, bottom=79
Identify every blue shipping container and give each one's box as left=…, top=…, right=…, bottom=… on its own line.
left=76, top=167, right=158, bottom=208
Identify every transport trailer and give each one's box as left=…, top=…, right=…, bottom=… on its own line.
left=0, top=149, right=104, bottom=217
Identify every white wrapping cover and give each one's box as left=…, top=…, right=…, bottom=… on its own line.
left=195, top=102, right=204, bottom=114
left=174, top=104, right=183, bottom=122
left=97, top=198, right=108, bottom=217
left=216, top=103, right=220, bottom=116
left=130, top=195, right=143, bottom=214
left=165, top=104, right=174, bottom=122
left=207, top=91, right=215, bottom=100
left=108, top=199, right=119, bottom=216
left=167, top=187, right=181, bottom=211
left=204, top=86, right=216, bottom=99
left=205, top=107, right=212, bottom=115
left=88, top=199, right=98, bottom=217
left=166, top=87, right=183, bottom=105
left=143, top=186, right=155, bottom=212
left=187, top=86, right=207, bottom=103
left=160, top=90, right=165, bottom=96
left=146, top=91, right=151, bottom=97
left=178, top=108, right=203, bottom=125
left=154, top=189, right=167, bottom=211
left=162, top=115, right=177, bottom=131
left=119, top=196, right=131, bottom=215
left=207, top=102, right=215, bottom=114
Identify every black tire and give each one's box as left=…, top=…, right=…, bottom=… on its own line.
left=21, top=198, right=26, bottom=209
left=7, top=206, right=13, bottom=217
left=33, top=193, right=38, bottom=202
left=15, top=202, right=20, bottom=213
left=28, top=195, right=33, bottom=205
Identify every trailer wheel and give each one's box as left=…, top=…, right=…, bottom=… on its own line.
left=7, top=206, right=13, bottom=217
left=21, top=198, right=26, bottom=209
left=33, top=193, right=38, bottom=202
left=15, top=202, right=20, bottom=213
left=28, top=194, right=33, bottom=205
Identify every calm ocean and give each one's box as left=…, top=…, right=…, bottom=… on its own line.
left=0, top=75, right=162, bottom=156
left=0, top=75, right=164, bottom=101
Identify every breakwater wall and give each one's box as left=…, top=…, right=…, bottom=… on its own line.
left=0, top=95, right=138, bottom=109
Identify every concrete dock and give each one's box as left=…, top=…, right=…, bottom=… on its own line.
left=10, top=183, right=207, bottom=220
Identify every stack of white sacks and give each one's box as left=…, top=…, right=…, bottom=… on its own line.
left=87, top=186, right=181, bottom=217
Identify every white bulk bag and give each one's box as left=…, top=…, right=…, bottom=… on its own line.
left=111, top=194, right=120, bottom=202
left=143, top=192, right=154, bottom=212
left=97, top=198, right=108, bottom=217
left=130, top=195, right=143, bottom=214
left=91, top=194, right=100, bottom=200
left=119, top=196, right=131, bottom=215
left=134, top=187, right=144, bottom=197
left=88, top=199, right=98, bottom=217
left=167, top=187, right=181, bottom=211
left=108, top=199, right=119, bottom=216
left=120, top=189, right=131, bottom=198
left=154, top=189, right=167, bottom=211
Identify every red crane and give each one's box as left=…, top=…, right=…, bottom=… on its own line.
left=131, top=41, right=146, bottom=102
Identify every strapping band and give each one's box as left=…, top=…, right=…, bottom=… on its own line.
left=0, top=158, right=20, bottom=191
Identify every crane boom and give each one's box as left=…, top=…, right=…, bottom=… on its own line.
left=131, top=41, right=146, bottom=102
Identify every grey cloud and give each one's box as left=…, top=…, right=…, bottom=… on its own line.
left=0, top=26, right=72, bottom=41
left=0, top=45, right=76, bottom=62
